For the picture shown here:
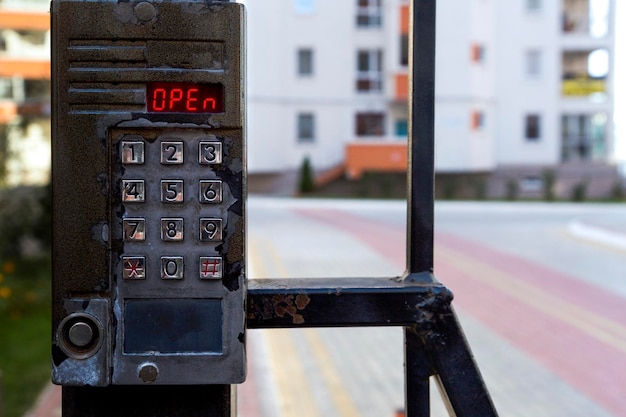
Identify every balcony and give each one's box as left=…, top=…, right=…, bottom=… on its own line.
left=562, top=0, right=610, bottom=38
left=562, top=77, right=606, bottom=96
left=0, top=59, right=49, bottom=79
left=562, top=49, right=608, bottom=97
left=0, top=9, right=49, bottom=31
left=0, top=5, right=50, bottom=79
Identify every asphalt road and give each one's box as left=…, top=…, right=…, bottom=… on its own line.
left=238, top=197, right=626, bottom=417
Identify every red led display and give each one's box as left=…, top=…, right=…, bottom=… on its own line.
left=147, top=82, right=225, bottom=113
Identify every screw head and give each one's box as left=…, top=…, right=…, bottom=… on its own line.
left=138, top=363, right=159, bottom=383
left=134, top=2, right=156, bottom=22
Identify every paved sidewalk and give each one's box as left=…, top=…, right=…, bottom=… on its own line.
left=23, top=383, right=61, bottom=417
left=23, top=201, right=626, bottom=417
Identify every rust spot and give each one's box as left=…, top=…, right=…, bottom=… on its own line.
left=269, top=294, right=310, bottom=325
left=295, top=294, right=310, bottom=309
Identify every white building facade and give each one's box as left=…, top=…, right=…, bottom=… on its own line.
left=0, top=0, right=51, bottom=186
left=235, top=0, right=617, bottom=197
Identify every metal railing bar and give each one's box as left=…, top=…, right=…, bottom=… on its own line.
left=247, top=277, right=452, bottom=328
left=405, top=0, right=436, bottom=279
left=405, top=329, right=434, bottom=417
left=426, top=307, right=499, bottom=416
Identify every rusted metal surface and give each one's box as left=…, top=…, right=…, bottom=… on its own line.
left=247, top=278, right=453, bottom=328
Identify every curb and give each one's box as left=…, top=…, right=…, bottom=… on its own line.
left=568, top=220, right=626, bottom=251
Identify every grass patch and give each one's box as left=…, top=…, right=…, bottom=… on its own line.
left=0, top=256, right=51, bottom=417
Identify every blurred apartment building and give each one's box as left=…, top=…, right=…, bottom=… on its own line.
left=0, top=0, right=617, bottom=198
left=245, top=0, right=619, bottom=198
left=0, top=0, right=50, bottom=186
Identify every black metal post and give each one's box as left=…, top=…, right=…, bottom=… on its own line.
left=404, top=330, right=433, bottom=417
left=63, top=385, right=233, bottom=417
left=404, top=1, right=437, bottom=414
left=405, top=0, right=437, bottom=281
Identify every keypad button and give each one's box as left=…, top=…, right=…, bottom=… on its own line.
left=199, top=256, right=222, bottom=279
left=123, top=218, right=146, bottom=241
left=121, top=141, right=145, bottom=164
left=161, top=141, right=184, bottom=164
left=161, top=180, right=184, bottom=203
left=199, top=180, right=223, bottom=204
left=115, top=134, right=233, bottom=284
left=199, top=218, right=223, bottom=242
left=122, top=180, right=145, bottom=202
left=161, top=218, right=184, bottom=241
left=161, top=256, right=184, bottom=279
left=123, top=256, right=145, bottom=279
left=199, top=142, right=222, bottom=165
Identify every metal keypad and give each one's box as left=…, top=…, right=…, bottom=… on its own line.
left=114, top=130, right=227, bottom=284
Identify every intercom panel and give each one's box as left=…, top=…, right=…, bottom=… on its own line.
left=51, top=0, right=246, bottom=386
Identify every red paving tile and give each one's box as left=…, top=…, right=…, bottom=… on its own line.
left=295, top=208, right=626, bottom=416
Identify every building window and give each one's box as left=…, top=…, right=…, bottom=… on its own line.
left=297, top=48, right=314, bottom=76
left=563, top=0, right=610, bottom=38
left=525, top=114, right=541, bottom=140
left=400, top=34, right=409, bottom=66
left=356, top=112, right=385, bottom=136
left=526, top=49, right=542, bottom=77
left=520, top=176, right=543, bottom=192
left=395, top=119, right=408, bottom=137
left=356, top=0, right=382, bottom=27
left=561, top=113, right=607, bottom=162
left=526, top=0, right=541, bottom=11
left=294, top=0, right=315, bottom=14
left=471, top=111, right=485, bottom=130
left=297, top=113, right=315, bottom=142
left=471, top=44, right=486, bottom=63
left=356, top=50, right=383, bottom=92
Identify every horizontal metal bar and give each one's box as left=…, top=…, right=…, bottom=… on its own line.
left=246, top=277, right=453, bottom=328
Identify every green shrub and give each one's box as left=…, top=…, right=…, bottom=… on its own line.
left=0, top=185, right=50, bottom=259
left=505, top=179, right=518, bottom=201
left=0, top=256, right=51, bottom=417
left=570, top=181, right=587, bottom=202
left=542, top=169, right=555, bottom=201
left=610, top=180, right=625, bottom=201
left=298, top=156, right=315, bottom=193
left=473, top=178, right=487, bottom=200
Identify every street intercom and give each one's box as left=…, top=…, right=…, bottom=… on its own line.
left=51, top=0, right=246, bottom=386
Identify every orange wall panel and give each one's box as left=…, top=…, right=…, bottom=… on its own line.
left=0, top=10, right=50, bottom=31
left=346, top=143, right=408, bottom=179
left=395, top=73, right=408, bottom=101
left=400, top=5, right=409, bottom=34
left=0, top=59, right=50, bottom=79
